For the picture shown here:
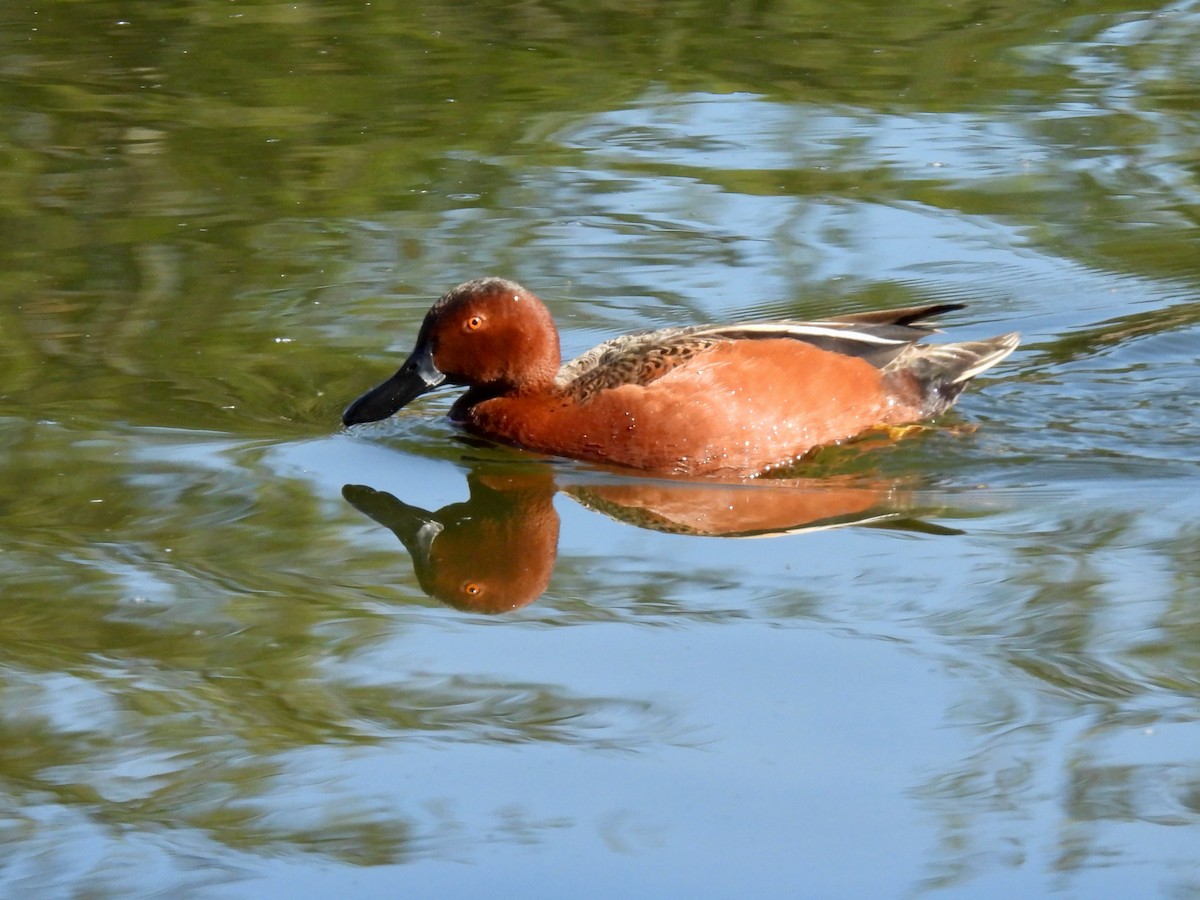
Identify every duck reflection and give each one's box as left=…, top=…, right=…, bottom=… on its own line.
left=343, top=469, right=559, bottom=614
left=344, top=464, right=961, bottom=614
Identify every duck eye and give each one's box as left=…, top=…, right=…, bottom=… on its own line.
left=464, top=315, right=485, bottom=332
left=462, top=582, right=481, bottom=596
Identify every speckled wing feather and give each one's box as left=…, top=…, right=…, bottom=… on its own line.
left=558, top=326, right=722, bottom=402
left=557, top=303, right=963, bottom=402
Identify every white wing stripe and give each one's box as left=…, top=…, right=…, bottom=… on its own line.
left=696, top=323, right=906, bottom=345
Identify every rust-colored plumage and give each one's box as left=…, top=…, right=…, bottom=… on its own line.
left=343, top=278, right=1019, bottom=476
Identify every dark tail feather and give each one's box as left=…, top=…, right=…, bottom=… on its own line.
left=828, top=303, right=966, bottom=331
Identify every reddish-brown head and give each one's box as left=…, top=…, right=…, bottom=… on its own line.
left=343, top=278, right=562, bottom=427
left=423, top=278, right=561, bottom=390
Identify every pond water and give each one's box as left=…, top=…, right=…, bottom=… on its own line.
left=2, top=0, right=1199, bottom=896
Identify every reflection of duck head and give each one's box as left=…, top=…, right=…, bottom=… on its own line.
left=345, top=463, right=958, bottom=614
left=343, top=468, right=559, bottom=614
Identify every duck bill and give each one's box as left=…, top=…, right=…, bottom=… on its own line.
left=342, top=342, right=446, bottom=426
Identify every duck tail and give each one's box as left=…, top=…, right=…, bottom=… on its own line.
left=884, top=332, right=1020, bottom=416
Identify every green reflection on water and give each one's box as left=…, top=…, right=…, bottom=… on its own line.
left=2, top=0, right=1200, bottom=895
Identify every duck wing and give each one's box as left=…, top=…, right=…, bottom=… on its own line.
left=558, top=302, right=965, bottom=399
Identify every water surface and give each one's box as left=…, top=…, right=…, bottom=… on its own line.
left=2, top=1, right=1199, bottom=896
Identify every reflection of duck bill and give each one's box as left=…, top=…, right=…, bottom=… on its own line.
left=342, top=484, right=444, bottom=563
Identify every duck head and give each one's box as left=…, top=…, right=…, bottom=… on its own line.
left=342, top=277, right=562, bottom=427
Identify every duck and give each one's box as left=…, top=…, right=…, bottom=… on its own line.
left=342, top=277, right=1019, bottom=476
